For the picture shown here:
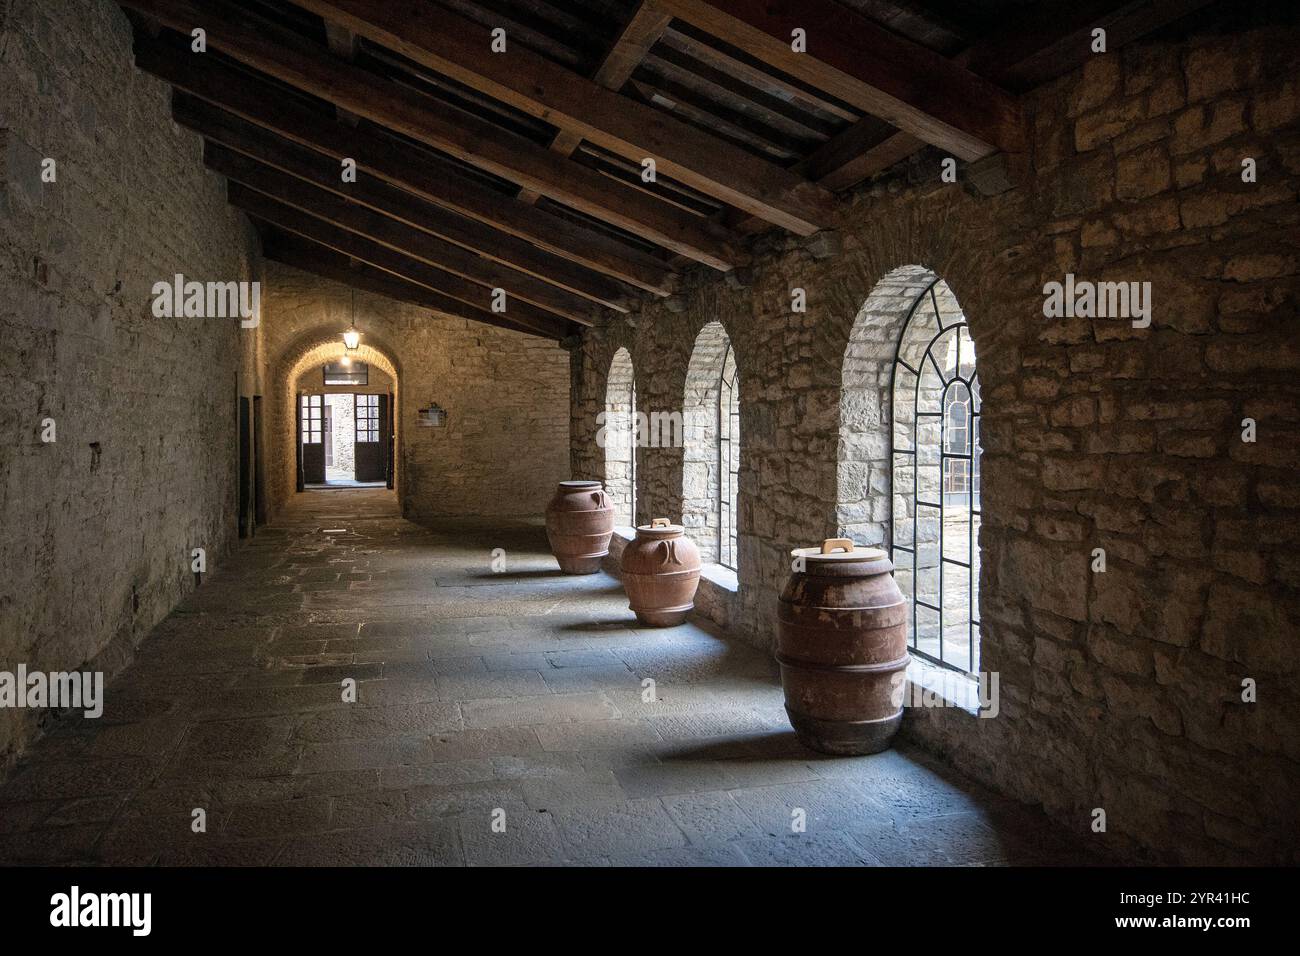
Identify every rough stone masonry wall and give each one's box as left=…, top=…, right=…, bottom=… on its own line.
left=571, top=16, right=1300, bottom=864
left=0, top=0, right=261, bottom=770
left=264, top=264, right=570, bottom=521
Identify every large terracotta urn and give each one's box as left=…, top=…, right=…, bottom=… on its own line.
left=619, top=518, right=702, bottom=627
left=776, top=538, right=909, bottom=755
left=545, top=480, right=615, bottom=574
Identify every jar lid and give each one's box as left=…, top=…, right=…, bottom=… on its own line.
left=558, top=480, right=601, bottom=490
left=636, top=517, right=683, bottom=536
left=790, top=538, right=889, bottom=564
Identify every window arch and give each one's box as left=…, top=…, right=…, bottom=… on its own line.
left=891, top=278, right=981, bottom=673
left=683, top=322, right=739, bottom=568
left=604, top=348, right=636, bottom=526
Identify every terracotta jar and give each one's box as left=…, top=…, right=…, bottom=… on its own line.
left=776, top=538, right=909, bottom=755
left=545, top=480, right=615, bottom=574
left=620, top=518, right=702, bottom=627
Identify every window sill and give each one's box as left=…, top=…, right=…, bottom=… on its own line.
left=905, top=654, right=983, bottom=717
left=699, top=562, right=738, bottom=593
left=612, top=525, right=636, bottom=543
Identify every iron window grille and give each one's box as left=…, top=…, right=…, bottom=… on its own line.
left=718, top=341, right=740, bottom=571
left=628, top=375, right=637, bottom=526
left=889, top=278, right=982, bottom=675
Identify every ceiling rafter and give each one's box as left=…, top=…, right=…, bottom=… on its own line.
left=261, top=228, right=572, bottom=340
left=239, top=187, right=575, bottom=339
left=131, top=32, right=679, bottom=294
left=214, top=147, right=603, bottom=325
left=719, top=0, right=1222, bottom=231
left=519, top=0, right=673, bottom=204
left=117, top=0, right=745, bottom=270
left=290, top=0, right=839, bottom=234
left=651, top=0, right=1026, bottom=161
left=175, top=94, right=636, bottom=312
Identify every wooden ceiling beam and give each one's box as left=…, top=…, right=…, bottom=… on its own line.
left=652, top=0, right=1026, bottom=160
left=239, top=188, right=573, bottom=340
left=131, top=34, right=678, bottom=295
left=772, top=0, right=1222, bottom=202
left=519, top=0, right=673, bottom=204
left=964, top=0, right=1221, bottom=90
left=216, top=151, right=600, bottom=326
left=262, top=229, right=570, bottom=341
left=174, top=94, right=637, bottom=312
left=292, top=0, right=838, bottom=234
left=801, top=121, right=925, bottom=192
left=117, top=0, right=744, bottom=270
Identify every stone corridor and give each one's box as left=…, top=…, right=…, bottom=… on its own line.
left=0, top=490, right=1095, bottom=867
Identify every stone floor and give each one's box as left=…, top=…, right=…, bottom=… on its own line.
left=0, top=490, right=1095, bottom=866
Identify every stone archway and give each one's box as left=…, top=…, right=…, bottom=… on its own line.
left=271, top=336, right=403, bottom=513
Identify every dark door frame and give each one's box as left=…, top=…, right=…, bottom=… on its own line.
left=238, top=396, right=251, bottom=538
left=295, top=391, right=305, bottom=492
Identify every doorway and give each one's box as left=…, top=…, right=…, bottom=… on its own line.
left=300, top=391, right=390, bottom=489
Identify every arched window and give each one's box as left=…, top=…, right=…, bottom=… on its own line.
left=891, top=278, right=981, bottom=673
left=604, top=348, right=636, bottom=526
left=683, top=322, right=739, bottom=568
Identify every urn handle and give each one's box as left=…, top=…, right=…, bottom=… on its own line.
left=651, top=518, right=671, bottom=528
left=592, top=490, right=607, bottom=507
left=657, top=540, right=679, bottom=567
left=821, top=538, right=854, bottom=554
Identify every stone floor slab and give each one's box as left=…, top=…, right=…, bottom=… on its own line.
left=0, top=490, right=1093, bottom=867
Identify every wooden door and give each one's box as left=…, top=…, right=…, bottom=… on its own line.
left=253, top=395, right=267, bottom=525
left=354, top=393, right=384, bottom=482
left=300, top=394, right=325, bottom=485
left=385, top=392, right=395, bottom=490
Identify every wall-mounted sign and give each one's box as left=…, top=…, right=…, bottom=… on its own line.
left=416, top=403, right=447, bottom=428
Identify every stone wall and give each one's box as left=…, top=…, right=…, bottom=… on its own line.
left=263, top=264, right=570, bottom=521
left=0, top=0, right=262, bottom=769
left=570, top=16, right=1300, bottom=864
